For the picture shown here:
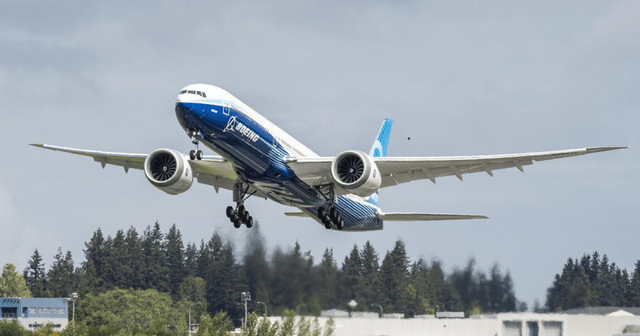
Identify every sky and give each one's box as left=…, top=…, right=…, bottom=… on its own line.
left=0, top=0, right=638, bottom=309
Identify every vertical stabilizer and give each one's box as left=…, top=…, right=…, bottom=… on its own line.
left=367, top=118, right=393, bottom=205
left=369, top=118, right=393, bottom=158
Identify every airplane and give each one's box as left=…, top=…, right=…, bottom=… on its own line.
left=31, top=84, right=627, bottom=231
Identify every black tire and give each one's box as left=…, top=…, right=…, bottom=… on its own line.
left=337, top=218, right=345, bottom=230
left=246, top=216, right=254, bottom=228
left=243, top=211, right=250, bottom=223
left=330, top=207, right=338, bottom=220
left=238, top=205, right=246, bottom=218
left=226, top=206, right=234, bottom=218
left=233, top=220, right=241, bottom=228
left=324, top=221, right=332, bottom=229
left=318, top=207, right=326, bottom=218
left=189, top=150, right=196, bottom=160
left=196, top=150, right=203, bottom=160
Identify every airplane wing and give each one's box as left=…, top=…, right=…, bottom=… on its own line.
left=379, top=212, right=488, bottom=221
left=30, top=144, right=239, bottom=192
left=285, top=146, right=627, bottom=190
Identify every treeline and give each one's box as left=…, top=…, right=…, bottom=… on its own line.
left=21, top=221, right=520, bottom=324
left=546, top=252, right=640, bottom=311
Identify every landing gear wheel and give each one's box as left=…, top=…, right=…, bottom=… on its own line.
left=226, top=206, right=234, bottom=218
left=233, top=220, right=241, bottom=229
left=324, top=221, right=332, bottom=229
left=318, top=207, right=326, bottom=218
left=330, top=207, right=339, bottom=220
left=243, top=211, right=251, bottom=224
left=189, top=150, right=196, bottom=160
left=238, top=205, right=246, bottom=218
left=196, top=150, right=203, bottom=160
left=246, top=216, right=254, bottom=228
left=337, top=218, right=345, bottom=230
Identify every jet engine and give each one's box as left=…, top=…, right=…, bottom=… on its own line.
left=144, top=149, right=193, bottom=195
left=331, top=150, right=381, bottom=196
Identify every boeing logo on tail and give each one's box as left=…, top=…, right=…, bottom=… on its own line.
left=31, top=84, right=627, bottom=232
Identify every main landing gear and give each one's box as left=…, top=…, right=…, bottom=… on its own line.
left=188, top=129, right=203, bottom=160
left=226, top=182, right=256, bottom=229
left=316, top=184, right=344, bottom=230
left=318, top=205, right=344, bottom=230
left=226, top=204, right=253, bottom=229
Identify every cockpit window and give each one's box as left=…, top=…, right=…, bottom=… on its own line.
left=180, top=89, right=207, bottom=98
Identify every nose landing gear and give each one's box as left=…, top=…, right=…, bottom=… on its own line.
left=188, top=129, right=203, bottom=160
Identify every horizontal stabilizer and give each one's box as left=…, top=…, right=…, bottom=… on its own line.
left=285, top=212, right=311, bottom=218
left=379, top=212, right=488, bottom=221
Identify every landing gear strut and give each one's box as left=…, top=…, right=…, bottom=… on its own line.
left=226, top=182, right=255, bottom=229
left=188, top=129, right=203, bottom=160
left=316, top=184, right=344, bottom=230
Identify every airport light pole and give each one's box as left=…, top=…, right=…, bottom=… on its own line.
left=241, top=292, right=251, bottom=326
left=69, top=293, right=78, bottom=325
left=256, top=301, right=267, bottom=316
left=189, top=302, right=202, bottom=336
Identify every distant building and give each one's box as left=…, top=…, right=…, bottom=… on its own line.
left=0, top=297, right=68, bottom=331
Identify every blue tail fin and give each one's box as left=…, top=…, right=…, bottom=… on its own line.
left=367, top=118, right=393, bottom=205
left=369, top=118, right=393, bottom=158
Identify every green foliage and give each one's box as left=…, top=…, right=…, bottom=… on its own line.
left=546, top=252, right=639, bottom=311
left=46, top=248, right=75, bottom=297
left=23, top=249, right=46, bottom=297
left=278, top=310, right=295, bottom=336
left=322, top=319, right=335, bottom=336
left=0, top=263, right=32, bottom=297
left=297, top=315, right=311, bottom=336
left=196, top=312, right=233, bottom=336
left=78, top=288, right=183, bottom=333
left=0, top=319, right=26, bottom=336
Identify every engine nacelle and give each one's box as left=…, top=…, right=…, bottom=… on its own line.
left=144, top=149, right=194, bottom=195
left=331, top=150, right=381, bottom=197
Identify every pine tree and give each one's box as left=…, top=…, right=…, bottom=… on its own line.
left=377, top=240, right=410, bottom=313
left=23, top=249, right=46, bottom=297
left=166, top=224, right=186, bottom=297
left=184, top=243, right=199, bottom=277
left=84, top=228, right=106, bottom=281
left=242, top=223, right=270, bottom=308
left=360, top=241, right=380, bottom=308
left=46, top=248, right=75, bottom=297
left=630, top=261, right=640, bottom=306
left=340, top=245, right=362, bottom=305
left=315, top=248, right=338, bottom=309
left=142, top=222, right=169, bottom=291
left=124, top=226, right=145, bottom=289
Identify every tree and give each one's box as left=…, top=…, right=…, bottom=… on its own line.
left=46, top=248, right=75, bottom=297
left=630, top=261, right=640, bottom=306
left=78, top=288, right=186, bottom=334
left=243, top=223, right=271, bottom=310
left=166, top=224, right=186, bottom=297
left=142, top=222, right=170, bottom=291
left=377, top=240, right=410, bottom=313
left=359, top=241, right=380, bottom=307
left=23, top=249, right=46, bottom=297
left=340, top=245, right=362, bottom=307
left=124, top=226, right=145, bottom=289
left=0, top=263, right=31, bottom=297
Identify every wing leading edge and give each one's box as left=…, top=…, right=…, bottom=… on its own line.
left=285, top=146, right=627, bottom=190
left=30, top=144, right=239, bottom=192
